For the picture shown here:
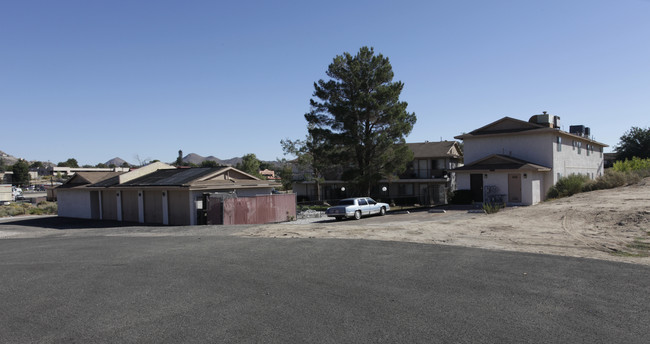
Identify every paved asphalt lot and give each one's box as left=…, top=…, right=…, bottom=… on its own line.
left=1, top=217, right=649, bottom=343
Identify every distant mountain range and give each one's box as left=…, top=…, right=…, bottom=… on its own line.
left=2, top=149, right=279, bottom=169
left=180, top=153, right=243, bottom=166
left=179, top=153, right=282, bottom=169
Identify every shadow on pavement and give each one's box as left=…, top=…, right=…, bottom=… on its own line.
left=0, top=216, right=149, bottom=230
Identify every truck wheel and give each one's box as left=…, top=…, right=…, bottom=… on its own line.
left=380, top=207, right=386, bottom=216
left=354, top=210, right=362, bottom=220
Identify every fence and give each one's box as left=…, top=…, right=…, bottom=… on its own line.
left=205, top=193, right=296, bottom=225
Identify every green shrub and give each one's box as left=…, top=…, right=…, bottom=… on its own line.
left=547, top=174, right=590, bottom=199
left=611, top=157, right=650, bottom=180
left=29, top=208, right=44, bottom=215
left=298, top=204, right=328, bottom=212
left=0, top=204, right=23, bottom=217
left=482, top=202, right=504, bottom=214
left=613, top=157, right=650, bottom=173
left=0, top=201, right=58, bottom=217
left=583, top=170, right=639, bottom=192
left=42, top=204, right=57, bottom=214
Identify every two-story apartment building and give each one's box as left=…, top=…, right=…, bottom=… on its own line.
left=292, top=141, right=463, bottom=205
left=453, top=113, right=607, bottom=205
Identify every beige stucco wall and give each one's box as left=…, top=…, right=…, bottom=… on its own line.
left=57, top=189, right=92, bottom=219
left=553, top=133, right=605, bottom=183
left=521, top=172, right=545, bottom=205
left=463, top=132, right=553, bottom=166
left=456, top=171, right=547, bottom=206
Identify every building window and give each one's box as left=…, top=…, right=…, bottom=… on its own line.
left=398, top=184, right=414, bottom=196
left=577, top=142, right=582, bottom=154
left=586, top=144, right=590, bottom=156
left=556, top=136, right=562, bottom=152
left=557, top=172, right=562, bottom=181
left=572, top=140, right=576, bottom=150
left=600, top=147, right=603, bottom=157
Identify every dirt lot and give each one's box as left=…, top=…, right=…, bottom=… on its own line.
left=240, top=178, right=650, bottom=265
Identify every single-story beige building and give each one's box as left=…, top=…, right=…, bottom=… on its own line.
left=57, top=162, right=292, bottom=225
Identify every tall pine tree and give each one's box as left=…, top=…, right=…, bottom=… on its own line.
left=304, top=47, right=416, bottom=195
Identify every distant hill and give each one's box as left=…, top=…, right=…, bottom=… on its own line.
left=0, top=150, right=19, bottom=166
left=0, top=150, right=55, bottom=167
left=182, top=153, right=207, bottom=166
left=204, top=155, right=222, bottom=163
left=220, top=157, right=243, bottom=166
left=105, top=157, right=130, bottom=167
left=181, top=153, right=278, bottom=168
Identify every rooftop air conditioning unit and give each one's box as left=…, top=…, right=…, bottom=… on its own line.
left=569, top=125, right=585, bottom=136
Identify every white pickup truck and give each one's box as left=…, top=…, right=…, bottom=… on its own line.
left=325, top=197, right=390, bottom=221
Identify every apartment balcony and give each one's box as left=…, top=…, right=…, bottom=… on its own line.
left=399, top=169, right=449, bottom=180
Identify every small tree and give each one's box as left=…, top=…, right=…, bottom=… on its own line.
left=57, top=158, right=79, bottom=168
left=134, top=155, right=151, bottom=167
left=95, top=163, right=108, bottom=168
left=276, top=159, right=295, bottom=191
left=11, top=160, right=30, bottom=186
left=201, top=160, right=219, bottom=168
left=615, top=126, right=650, bottom=161
left=175, top=150, right=183, bottom=166
left=236, top=153, right=262, bottom=177
left=281, top=134, right=329, bottom=201
left=259, top=161, right=273, bottom=171
left=29, top=161, right=44, bottom=169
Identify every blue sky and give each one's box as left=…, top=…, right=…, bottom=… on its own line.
left=2, top=0, right=648, bottom=166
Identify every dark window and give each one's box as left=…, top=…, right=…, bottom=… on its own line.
left=358, top=199, right=368, bottom=206
left=398, top=184, right=414, bottom=195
